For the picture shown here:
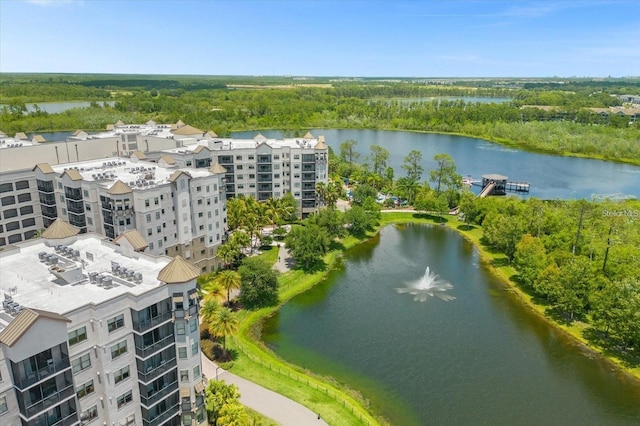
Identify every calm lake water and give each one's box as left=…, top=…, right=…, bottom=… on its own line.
left=263, top=225, right=640, bottom=425
left=234, top=129, right=640, bottom=200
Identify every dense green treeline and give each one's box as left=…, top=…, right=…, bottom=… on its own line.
left=1, top=76, right=639, bottom=164
left=460, top=196, right=640, bottom=354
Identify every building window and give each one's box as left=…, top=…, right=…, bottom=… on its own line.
left=0, top=395, right=7, bottom=414
left=193, top=364, right=201, bottom=379
left=68, top=326, right=87, bottom=346
left=117, top=390, right=133, bottom=409
left=178, top=347, right=187, bottom=359
left=196, top=186, right=202, bottom=192
left=177, top=321, right=186, bottom=335
left=154, top=197, right=159, bottom=205
left=114, top=365, right=130, bottom=384
left=191, top=341, right=199, bottom=356
left=146, top=214, right=151, bottom=222
left=72, top=353, right=91, bottom=374
left=80, top=405, right=98, bottom=425
left=235, top=155, right=242, bottom=160
left=190, top=317, right=198, bottom=332
left=111, top=340, right=128, bottom=359
left=108, top=314, right=125, bottom=332
left=145, top=199, right=150, bottom=207
left=155, top=211, right=161, bottom=220
left=77, top=380, right=95, bottom=399
left=147, top=228, right=152, bottom=236
left=180, top=369, right=189, bottom=382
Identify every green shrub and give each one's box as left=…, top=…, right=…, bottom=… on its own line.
left=200, top=322, right=210, bottom=340
left=201, top=339, right=215, bottom=361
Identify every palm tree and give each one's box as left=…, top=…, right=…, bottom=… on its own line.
left=315, top=181, right=328, bottom=207
left=208, top=307, right=239, bottom=352
left=200, top=298, right=220, bottom=328
left=215, top=270, right=241, bottom=305
left=217, top=402, right=249, bottom=426
left=201, top=280, right=225, bottom=304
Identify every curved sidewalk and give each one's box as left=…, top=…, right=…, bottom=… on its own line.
left=200, top=352, right=328, bottom=426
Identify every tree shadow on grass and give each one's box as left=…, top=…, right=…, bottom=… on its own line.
left=329, top=240, right=346, bottom=252
left=411, top=213, right=449, bottom=223
left=293, top=259, right=327, bottom=274
left=544, top=306, right=584, bottom=327
left=491, top=257, right=511, bottom=268
left=457, top=224, right=476, bottom=231
left=582, top=328, right=640, bottom=369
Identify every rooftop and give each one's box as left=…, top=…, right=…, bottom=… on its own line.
left=49, top=157, right=214, bottom=190
left=0, top=233, right=172, bottom=329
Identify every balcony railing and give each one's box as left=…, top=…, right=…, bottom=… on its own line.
left=25, top=383, right=75, bottom=418
left=133, top=311, right=172, bottom=333
left=140, top=380, right=178, bottom=408
left=135, top=334, right=175, bottom=359
left=142, top=402, right=179, bottom=426
left=15, top=359, right=71, bottom=390
left=138, top=357, right=177, bottom=384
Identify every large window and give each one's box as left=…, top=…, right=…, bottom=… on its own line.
left=80, top=405, right=98, bottom=425
left=193, top=364, right=201, bottom=379
left=0, top=395, right=7, bottom=414
left=68, top=326, right=87, bottom=346
left=108, top=314, right=125, bottom=333
left=191, top=341, right=199, bottom=356
left=178, top=347, right=187, bottom=359
left=111, top=340, right=128, bottom=359
left=77, top=380, right=95, bottom=399
left=117, top=390, right=133, bottom=409
left=114, top=365, right=130, bottom=384
left=72, top=353, right=91, bottom=374
left=180, top=369, right=189, bottom=382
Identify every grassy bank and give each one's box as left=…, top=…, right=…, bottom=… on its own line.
left=227, top=239, right=384, bottom=426
left=227, top=211, right=638, bottom=426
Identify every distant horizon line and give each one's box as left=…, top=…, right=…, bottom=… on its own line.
left=1, top=71, right=639, bottom=80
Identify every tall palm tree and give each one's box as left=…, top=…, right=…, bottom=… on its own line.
left=215, top=270, right=241, bottom=305
left=200, top=298, right=220, bottom=328
left=201, top=280, right=225, bottom=304
left=315, top=181, right=328, bottom=207
left=208, top=307, right=239, bottom=352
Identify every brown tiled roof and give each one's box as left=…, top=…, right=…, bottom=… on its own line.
left=63, top=169, right=83, bottom=181
left=168, top=170, right=191, bottom=182
left=176, top=119, right=185, bottom=127
left=33, top=135, right=46, bottom=143
left=114, top=229, right=148, bottom=251
left=0, top=308, right=71, bottom=347
left=15, top=132, right=28, bottom=140
left=115, top=120, right=125, bottom=126
left=159, top=155, right=177, bottom=166
left=206, top=131, right=218, bottom=138
left=209, top=163, right=227, bottom=174
left=303, top=131, right=314, bottom=139
left=72, top=129, right=85, bottom=136
left=131, top=150, right=147, bottom=160
left=171, top=125, right=204, bottom=136
left=315, top=135, right=327, bottom=150
left=108, top=180, right=133, bottom=195
left=193, top=145, right=209, bottom=154
left=157, top=256, right=200, bottom=284
left=254, top=133, right=267, bottom=142
left=106, top=124, right=115, bottom=131
left=41, top=219, right=80, bottom=240
left=33, top=163, right=55, bottom=174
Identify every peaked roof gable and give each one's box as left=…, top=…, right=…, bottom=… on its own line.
left=168, top=170, right=192, bottom=183
left=114, top=229, right=148, bottom=251
left=209, top=163, right=227, bottom=174
left=171, top=124, right=204, bottom=136
left=303, top=131, right=314, bottom=139
left=0, top=308, right=71, bottom=347
left=157, top=255, right=200, bottom=284
left=159, top=155, right=177, bottom=166
left=41, top=218, right=80, bottom=240
left=33, top=163, right=55, bottom=174
left=108, top=180, right=133, bottom=195
left=131, top=150, right=147, bottom=160
left=62, top=169, right=83, bottom=181
left=15, top=132, right=28, bottom=140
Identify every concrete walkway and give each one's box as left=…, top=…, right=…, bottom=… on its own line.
left=198, top=243, right=327, bottom=425
left=200, top=352, right=328, bottom=425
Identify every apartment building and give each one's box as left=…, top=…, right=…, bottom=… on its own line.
left=0, top=221, right=207, bottom=426
left=0, top=120, right=328, bottom=247
left=30, top=158, right=226, bottom=272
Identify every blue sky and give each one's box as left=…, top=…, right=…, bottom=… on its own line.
left=1, top=0, right=639, bottom=77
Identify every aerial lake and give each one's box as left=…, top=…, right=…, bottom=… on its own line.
left=262, top=224, right=640, bottom=425
left=234, top=129, right=640, bottom=200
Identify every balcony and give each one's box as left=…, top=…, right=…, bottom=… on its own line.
left=24, top=383, right=75, bottom=418
left=133, top=311, right=172, bottom=334
left=301, top=173, right=315, bottom=182
left=142, top=403, right=179, bottom=426
left=140, top=380, right=178, bottom=408
left=138, top=357, right=177, bottom=384
left=14, top=359, right=71, bottom=391
left=135, top=334, right=175, bottom=359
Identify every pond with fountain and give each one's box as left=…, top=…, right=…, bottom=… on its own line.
left=262, top=224, right=640, bottom=425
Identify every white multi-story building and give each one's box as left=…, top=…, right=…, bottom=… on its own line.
left=0, top=120, right=328, bottom=247
left=0, top=220, right=207, bottom=426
